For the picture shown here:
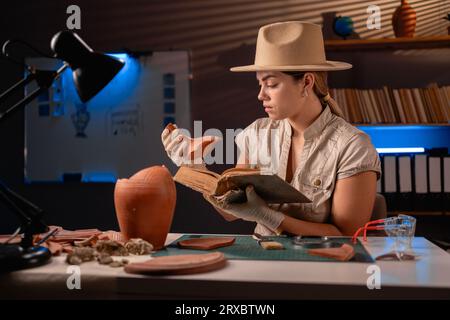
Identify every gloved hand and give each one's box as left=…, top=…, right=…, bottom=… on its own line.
left=161, top=124, right=221, bottom=167
left=204, top=185, right=285, bottom=231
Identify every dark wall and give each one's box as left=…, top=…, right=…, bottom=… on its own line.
left=1, top=0, right=449, bottom=234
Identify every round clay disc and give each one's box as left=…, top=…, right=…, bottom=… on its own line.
left=124, top=252, right=226, bottom=275
left=177, top=237, right=235, bottom=250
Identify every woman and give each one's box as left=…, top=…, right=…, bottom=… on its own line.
left=162, top=21, right=381, bottom=236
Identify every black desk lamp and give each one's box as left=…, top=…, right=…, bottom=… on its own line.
left=0, top=31, right=124, bottom=272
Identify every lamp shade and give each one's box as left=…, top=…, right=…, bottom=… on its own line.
left=50, top=31, right=124, bottom=102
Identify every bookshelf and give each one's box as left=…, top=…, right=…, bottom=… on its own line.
left=327, top=38, right=450, bottom=126
left=331, top=86, right=450, bottom=125
left=326, top=38, right=450, bottom=216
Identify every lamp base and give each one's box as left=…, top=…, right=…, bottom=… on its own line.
left=0, top=244, right=51, bottom=273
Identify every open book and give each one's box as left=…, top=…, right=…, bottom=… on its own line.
left=173, top=166, right=311, bottom=205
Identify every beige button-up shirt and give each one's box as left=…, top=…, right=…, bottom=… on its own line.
left=235, top=106, right=382, bottom=235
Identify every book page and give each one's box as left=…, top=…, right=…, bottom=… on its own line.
left=184, top=166, right=221, bottom=179
left=220, top=167, right=260, bottom=177
left=173, top=166, right=219, bottom=194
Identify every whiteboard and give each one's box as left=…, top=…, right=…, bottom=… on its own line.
left=24, top=51, right=191, bottom=182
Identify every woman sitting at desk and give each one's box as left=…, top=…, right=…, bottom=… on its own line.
left=161, top=21, right=381, bottom=237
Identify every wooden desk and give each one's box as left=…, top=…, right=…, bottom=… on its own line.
left=1, top=234, right=450, bottom=299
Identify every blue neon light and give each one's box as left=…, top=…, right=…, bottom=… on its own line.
left=82, top=172, right=117, bottom=183
left=376, top=147, right=425, bottom=154
left=357, top=125, right=450, bottom=152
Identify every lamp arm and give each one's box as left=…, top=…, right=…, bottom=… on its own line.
left=0, top=72, right=36, bottom=103
left=0, top=182, right=48, bottom=248
left=0, top=63, right=68, bottom=248
left=0, top=63, right=69, bottom=123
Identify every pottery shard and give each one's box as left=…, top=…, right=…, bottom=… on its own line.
left=166, top=123, right=176, bottom=132
left=307, top=243, right=355, bottom=261
left=177, top=237, right=235, bottom=250
left=124, top=252, right=227, bottom=275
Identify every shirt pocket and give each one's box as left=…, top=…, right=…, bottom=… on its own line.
left=299, top=173, right=334, bottom=213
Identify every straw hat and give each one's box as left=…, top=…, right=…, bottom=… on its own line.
left=230, top=21, right=352, bottom=72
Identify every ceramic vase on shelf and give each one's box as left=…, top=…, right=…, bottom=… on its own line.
left=444, top=14, right=450, bottom=35
left=392, top=0, right=417, bottom=37
left=114, top=165, right=176, bottom=250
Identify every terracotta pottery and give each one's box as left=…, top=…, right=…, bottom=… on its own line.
left=177, top=237, right=236, bottom=250
left=392, top=0, right=417, bottom=37
left=114, top=166, right=176, bottom=250
left=307, top=244, right=355, bottom=261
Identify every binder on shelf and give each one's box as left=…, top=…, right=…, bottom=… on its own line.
left=413, top=154, right=429, bottom=211
left=383, top=156, right=398, bottom=211
left=443, top=156, right=450, bottom=212
left=428, top=156, right=443, bottom=211
left=398, top=156, right=414, bottom=211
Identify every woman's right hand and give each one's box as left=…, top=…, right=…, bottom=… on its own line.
left=161, top=123, right=221, bottom=167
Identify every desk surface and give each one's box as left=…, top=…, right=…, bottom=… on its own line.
left=2, top=234, right=450, bottom=299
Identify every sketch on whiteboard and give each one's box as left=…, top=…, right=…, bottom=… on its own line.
left=71, top=103, right=90, bottom=138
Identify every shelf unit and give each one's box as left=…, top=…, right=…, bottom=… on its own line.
left=326, top=36, right=450, bottom=215
left=325, top=36, right=450, bottom=51
left=388, top=211, right=449, bottom=217
left=326, top=38, right=450, bottom=140
left=355, top=123, right=450, bottom=126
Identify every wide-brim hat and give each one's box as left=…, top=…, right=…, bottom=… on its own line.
left=230, top=21, right=352, bottom=72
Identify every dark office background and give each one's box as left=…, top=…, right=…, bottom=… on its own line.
left=1, top=1, right=449, bottom=238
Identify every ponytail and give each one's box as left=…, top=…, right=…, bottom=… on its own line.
left=283, top=71, right=346, bottom=120
left=312, top=71, right=345, bottom=119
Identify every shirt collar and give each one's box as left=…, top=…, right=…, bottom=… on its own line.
left=284, top=105, right=333, bottom=140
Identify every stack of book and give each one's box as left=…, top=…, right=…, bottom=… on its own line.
left=331, top=84, right=450, bottom=124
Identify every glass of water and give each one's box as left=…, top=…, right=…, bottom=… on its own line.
left=384, top=214, right=416, bottom=260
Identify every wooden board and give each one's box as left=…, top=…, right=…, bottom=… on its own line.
left=124, top=252, right=227, bottom=275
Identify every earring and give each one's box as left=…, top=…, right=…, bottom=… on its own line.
left=303, top=90, right=309, bottom=97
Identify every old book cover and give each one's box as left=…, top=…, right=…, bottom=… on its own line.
left=173, top=166, right=311, bottom=204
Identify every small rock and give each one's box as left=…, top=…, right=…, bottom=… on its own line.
left=125, top=238, right=153, bottom=255
left=109, top=261, right=124, bottom=268
left=66, top=255, right=82, bottom=265
left=95, top=240, right=128, bottom=256
left=98, top=253, right=113, bottom=265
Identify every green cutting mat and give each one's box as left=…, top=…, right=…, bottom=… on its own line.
left=152, top=235, right=374, bottom=263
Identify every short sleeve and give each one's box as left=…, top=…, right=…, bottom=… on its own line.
left=337, top=132, right=381, bottom=180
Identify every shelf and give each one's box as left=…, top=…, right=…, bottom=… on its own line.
left=354, top=123, right=450, bottom=126
left=388, top=211, right=449, bottom=216
left=325, top=36, right=450, bottom=51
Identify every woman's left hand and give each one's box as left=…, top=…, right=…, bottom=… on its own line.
left=209, top=185, right=285, bottom=231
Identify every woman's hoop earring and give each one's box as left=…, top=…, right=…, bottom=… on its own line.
left=303, top=90, right=309, bottom=97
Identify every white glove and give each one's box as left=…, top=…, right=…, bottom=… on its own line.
left=161, top=124, right=220, bottom=167
left=205, top=185, right=285, bottom=231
